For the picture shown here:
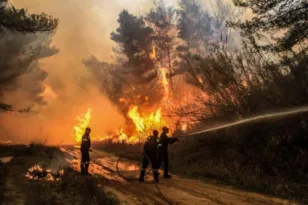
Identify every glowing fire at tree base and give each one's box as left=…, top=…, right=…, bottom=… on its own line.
left=73, top=105, right=172, bottom=144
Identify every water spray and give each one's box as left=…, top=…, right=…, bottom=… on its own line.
left=183, top=106, right=308, bottom=137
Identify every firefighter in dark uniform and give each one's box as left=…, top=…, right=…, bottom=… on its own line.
left=158, top=126, right=179, bottom=178
left=139, top=130, right=160, bottom=182
left=80, top=127, right=91, bottom=175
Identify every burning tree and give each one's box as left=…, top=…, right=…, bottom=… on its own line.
left=79, top=0, right=248, bottom=144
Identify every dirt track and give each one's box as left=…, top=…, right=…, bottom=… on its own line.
left=62, top=147, right=300, bottom=205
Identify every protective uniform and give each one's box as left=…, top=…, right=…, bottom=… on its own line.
left=139, top=130, right=160, bottom=182
left=80, top=127, right=91, bottom=175
left=158, top=127, right=178, bottom=178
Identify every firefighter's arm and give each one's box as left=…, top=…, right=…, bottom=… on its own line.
left=89, top=137, right=91, bottom=148
left=168, top=137, right=179, bottom=145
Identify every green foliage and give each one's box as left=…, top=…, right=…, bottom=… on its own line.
left=0, top=1, right=59, bottom=111
left=111, top=10, right=154, bottom=78
left=177, top=0, right=215, bottom=51
left=228, top=0, right=308, bottom=52
left=0, top=0, right=59, bottom=33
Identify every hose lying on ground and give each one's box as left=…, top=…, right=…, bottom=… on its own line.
left=115, top=152, right=173, bottom=205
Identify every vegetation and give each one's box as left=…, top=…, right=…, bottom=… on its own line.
left=0, top=0, right=59, bottom=112
left=0, top=144, right=119, bottom=205
left=228, top=0, right=308, bottom=53
left=169, top=111, right=308, bottom=202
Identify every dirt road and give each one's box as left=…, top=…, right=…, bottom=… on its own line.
left=62, top=147, right=300, bottom=205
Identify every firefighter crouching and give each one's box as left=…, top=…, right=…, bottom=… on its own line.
left=158, top=126, right=179, bottom=178
left=139, top=130, right=160, bottom=182
left=80, top=127, right=91, bottom=175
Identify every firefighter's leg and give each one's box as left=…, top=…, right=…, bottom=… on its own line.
left=150, top=154, right=159, bottom=182
left=81, top=150, right=85, bottom=174
left=80, top=162, right=85, bottom=174
left=163, top=152, right=171, bottom=178
left=84, top=151, right=90, bottom=174
left=139, top=156, right=149, bottom=182
left=85, top=162, right=90, bottom=174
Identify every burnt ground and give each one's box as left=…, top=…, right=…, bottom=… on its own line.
left=0, top=144, right=118, bottom=205
left=63, top=147, right=300, bottom=205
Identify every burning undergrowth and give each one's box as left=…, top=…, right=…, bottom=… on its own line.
left=25, top=164, right=64, bottom=181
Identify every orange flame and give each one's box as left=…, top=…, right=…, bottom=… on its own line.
left=25, top=164, right=64, bottom=181
left=73, top=109, right=92, bottom=143
left=160, top=67, right=170, bottom=98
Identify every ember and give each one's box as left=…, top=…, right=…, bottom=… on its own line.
left=25, top=164, right=64, bottom=181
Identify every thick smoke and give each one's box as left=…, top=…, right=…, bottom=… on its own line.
left=0, top=0, right=244, bottom=144
left=0, top=0, right=161, bottom=144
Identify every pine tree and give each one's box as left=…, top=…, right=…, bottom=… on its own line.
left=228, top=0, right=308, bottom=52
left=146, top=1, right=178, bottom=89
left=0, top=0, right=58, bottom=33
left=0, top=0, right=58, bottom=111
left=111, top=10, right=155, bottom=80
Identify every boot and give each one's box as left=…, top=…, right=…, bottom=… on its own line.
left=164, top=174, right=172, bottom=179
left=153, top=171, right=159, bottom=183
left=80, top=163, right=85, bottom=175
left=139, top=170, right=146, bottom=182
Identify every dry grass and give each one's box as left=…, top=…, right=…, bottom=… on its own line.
left=24, top=168, right=119, bottom=205
left=97, top=111, right=308, bottom=203
left=169, top=111, right=308, bottom=202
left=0, top=144, right=119, bottom=205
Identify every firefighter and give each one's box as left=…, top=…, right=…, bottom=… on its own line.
left=158, top=126, right=179, bottom=178
left=80, top=127, right=91, bottom=175
left=139, top=130, right=160, bottom=182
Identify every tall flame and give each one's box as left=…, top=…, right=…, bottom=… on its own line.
left=150, top=45, right=157, bottom=60
left=73, top=109, right=92, bottom=143
left=160, top=67, right=170, bottom=98
left=128, top=105, right=164, bottom=138
left=72, top=45, right=180, bottom=144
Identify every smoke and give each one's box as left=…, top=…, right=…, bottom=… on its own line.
left=0, top=0, right=161, bottom=145
left=0, top=0, right=247, bottom=145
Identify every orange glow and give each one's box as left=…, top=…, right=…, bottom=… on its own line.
left=25, top=164, right=64, bottom=181
left=73, top=109, right=92, bottom=143
left=150, top=45, right=157, bottom=60
left=160, top=67, right=170, bottom=98
left=75, top=105, right=171, bottom=144
left=181, top=123, right=188, bottom=132
left=119, top=98, right=128, bottom=104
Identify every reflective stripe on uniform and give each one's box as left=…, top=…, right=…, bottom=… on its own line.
left=153, top=169, right=158, bottom=171
left=82, top=139, right=88, bottom=141
left=141, top=169, right=146, bottom=171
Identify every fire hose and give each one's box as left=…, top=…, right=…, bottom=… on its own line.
left=115, top=152, right=173, bottom=205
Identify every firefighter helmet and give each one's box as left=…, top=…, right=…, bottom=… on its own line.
left=162, top=127, right=169, bottom=132
left=153, top=130, right=159, bottom=136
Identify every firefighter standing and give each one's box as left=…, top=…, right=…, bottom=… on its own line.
left=139, top=130, right=160, bottom=182
left=158, top=127, right=179, bottom=178
left=80, top=127, right=91, bottom=175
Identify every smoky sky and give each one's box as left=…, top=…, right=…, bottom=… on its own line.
left=0, top=0, right=245, bottom=144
